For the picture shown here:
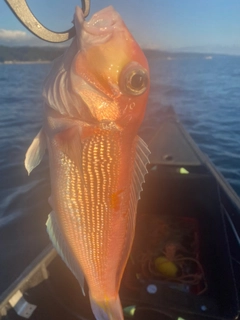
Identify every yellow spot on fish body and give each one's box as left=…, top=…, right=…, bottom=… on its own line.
left=110, top=189, right=124, bottom=211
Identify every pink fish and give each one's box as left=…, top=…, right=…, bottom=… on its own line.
left=25, top=6, right=150, bottom=320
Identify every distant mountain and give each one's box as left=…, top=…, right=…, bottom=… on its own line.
left=0, top=45, right=66, bottom=62
left=0, top=46, right=173, bottom=62
left=143, top=49, right=210, bottom=60
left=171, top=45, right=240, bottom=56
left=0, top=45, right=237, bottom=64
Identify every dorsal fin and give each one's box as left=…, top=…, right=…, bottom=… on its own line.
left=128, top=135, right=150, bottom=231
left=115, top=136, right=150, bottom=287
left=132, top=136, right=150, bottom=201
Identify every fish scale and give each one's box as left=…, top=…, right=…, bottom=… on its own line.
left=54, top=128, right=130, bottom=295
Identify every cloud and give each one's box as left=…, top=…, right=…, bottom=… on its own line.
left=0, top=28, right=71, bottom=47
left=0, top=29, right=31, bottom=42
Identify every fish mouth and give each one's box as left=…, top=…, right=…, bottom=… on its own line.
left=84, top=6, right=119, bottom=36
left=75, top=6, right=120, bottom=42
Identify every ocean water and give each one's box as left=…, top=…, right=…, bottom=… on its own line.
left=0, top=52, right=240, bottom=294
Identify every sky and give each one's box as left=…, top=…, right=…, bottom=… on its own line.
left=0, top=0, right=240, bottom=54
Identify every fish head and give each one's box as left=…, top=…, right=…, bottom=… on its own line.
left=71, top=6, right=150, bottom=131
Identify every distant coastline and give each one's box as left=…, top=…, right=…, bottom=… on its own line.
left=0, top=45, right=239, bottom=64
left=1, top=60, right=51, bottom=65
left=0, top=45, right=65, bottom=63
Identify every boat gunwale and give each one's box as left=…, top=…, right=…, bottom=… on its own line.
left=0, top=244, right=56, bottom=313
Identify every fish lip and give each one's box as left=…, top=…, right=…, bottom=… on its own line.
left=78, top=6, right=119, bottom=37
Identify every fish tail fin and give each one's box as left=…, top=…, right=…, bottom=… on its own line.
left=89, top=294, right=124, bottom=320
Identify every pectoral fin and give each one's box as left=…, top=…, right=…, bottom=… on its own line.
left=46, top=211, right=85, bottom=295
left=25, top=128, right=46, bottom=175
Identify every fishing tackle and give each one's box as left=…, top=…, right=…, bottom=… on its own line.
left=4, top=0, right=90, bottom=43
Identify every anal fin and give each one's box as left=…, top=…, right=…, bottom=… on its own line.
left=46, top=211, right=85, bottom=295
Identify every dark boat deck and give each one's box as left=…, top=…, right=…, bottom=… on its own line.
left=1, top=110, right=240, bottom=320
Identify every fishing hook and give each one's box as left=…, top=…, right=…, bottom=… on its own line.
left=4, top=0, right=90, bottom=43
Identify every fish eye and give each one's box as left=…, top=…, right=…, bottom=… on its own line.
left=119, top=62, right=149, bottom=96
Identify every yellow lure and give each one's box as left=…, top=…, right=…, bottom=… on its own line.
left=154, top=256, right=178, bottom=278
